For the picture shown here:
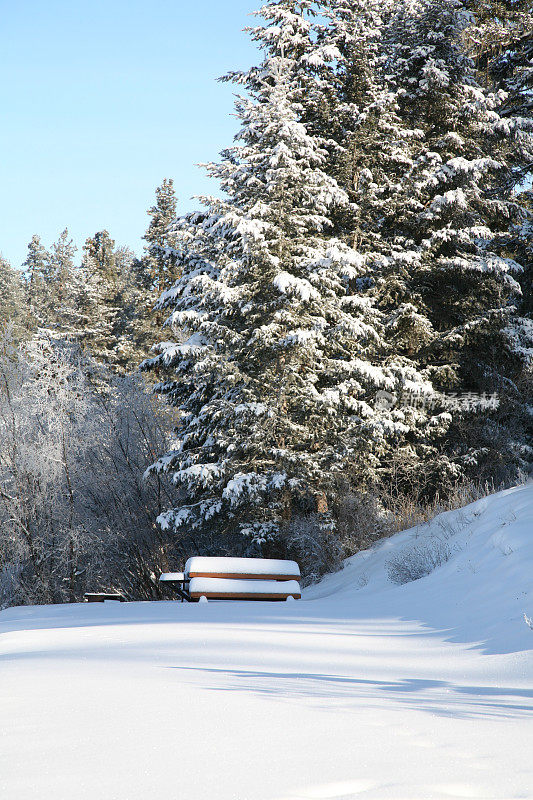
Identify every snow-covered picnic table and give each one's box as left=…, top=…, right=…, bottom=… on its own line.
left=159, top=557, right=301, bottom=601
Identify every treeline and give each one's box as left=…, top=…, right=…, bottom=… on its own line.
left=1, top=178, right=178, bottom=371
left=0, top=183, right=185, bottom=607
left=0, top=0, right=532, bottom=605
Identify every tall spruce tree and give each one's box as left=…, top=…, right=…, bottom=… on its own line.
left=143, top=1, right=445, bottom=556
left=47, top=229, right=78, bottom=333
left=257, top=0, right=533, bottom=487
left=372, top=0, right=533, bottom=481
left=121, top=180, right=182, bottom=368
left=142, top=178, right=179, bottom=296
left=466, top=0, right=533, bottom=121
left=293, top=0, right=463, bottom=490
left=78, top=230, right=125, bottom=368
left=50, top=229, right=76, bottom=295
left=23, top=234, right=54, bottom=329
left=113, top=243, right=155, bottom=369
left=467, top=0, right=533, bottom=350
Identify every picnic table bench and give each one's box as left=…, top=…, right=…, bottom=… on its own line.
left=84, top=592, right=125, bottom=603
left=159, top=572, right=190, bottom=602
left=159, top=557, right=301, bottom=602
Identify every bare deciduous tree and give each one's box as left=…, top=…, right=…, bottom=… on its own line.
left=0, top=332, right=181, bottom=608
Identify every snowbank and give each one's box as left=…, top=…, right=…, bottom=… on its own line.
left=307, top=481, right=533, bottom=655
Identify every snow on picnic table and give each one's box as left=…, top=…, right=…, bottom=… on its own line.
left=189, top=577, right=301, bottom=595
left=185, top=555, right=301, bottom=577
left=1, top=483, right=533, bottom=799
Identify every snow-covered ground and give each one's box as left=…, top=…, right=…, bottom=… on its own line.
left=1, top=483, right=533, bottom=799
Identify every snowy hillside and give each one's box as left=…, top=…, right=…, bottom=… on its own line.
left=307, top=482, right=533, bottom=656
left=1, top=484, right=533, bottom=800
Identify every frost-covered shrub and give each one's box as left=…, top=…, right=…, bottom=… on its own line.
left=336, top=491, right=393, bottom=553
left=283, top=514, right=345, bottom=585
left=0, top=332, right=178, bottom=607
left=386, top=538, right=453, bottom=585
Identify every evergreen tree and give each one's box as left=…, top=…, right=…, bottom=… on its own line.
left=466, top=0, right=533, bottom=120
left=0, top=256, right=25, bottom=337
left=316, top=1, right=420, bottom=249
left=466, top=0, right=533, bottom=331
left=23, top=234, right=54, bottom=328
left=83, top=229, right=119, bottom=287
left=50, top=229, right=77, bottom=296
left=119, top=180, right=182, bottom=369
left=142, top=178, right=179, bottom=296
left=75, top=232, right=152, bottom=373
left=117, top=254, right=162, bottom=370
left=374, top=0, right=533, bottom=481
left=47, top=229, right=78, bottom=332
left=78, top=230, right=125, bottom=368
left=113, top=244, right=154, bottom=369
left=143, top=2, right=444, bottom=555
left=274, top=0, right=533, bottom=486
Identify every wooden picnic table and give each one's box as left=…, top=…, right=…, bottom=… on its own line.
left=159, top=558, right=301, bottom=602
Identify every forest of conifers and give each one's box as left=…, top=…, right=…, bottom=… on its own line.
left=0, top=0, right=531, bottom=607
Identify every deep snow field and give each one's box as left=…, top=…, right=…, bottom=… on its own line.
left=1, top=483, right=533, bottom=800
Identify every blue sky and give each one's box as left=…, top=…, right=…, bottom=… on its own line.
left=0, top=0, right=257, bottom=269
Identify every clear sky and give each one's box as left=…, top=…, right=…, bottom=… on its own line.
left=0, top=0, right=257, bottom=269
